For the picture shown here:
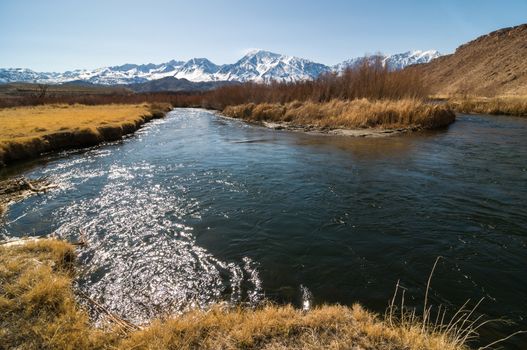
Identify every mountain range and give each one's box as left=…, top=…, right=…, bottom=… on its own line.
left=0, top=49, right=441, bottom=86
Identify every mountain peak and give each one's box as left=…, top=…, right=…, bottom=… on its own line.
left=242, top=49, right=280, bottom=57
left=185, top=57, right=216, bottom=65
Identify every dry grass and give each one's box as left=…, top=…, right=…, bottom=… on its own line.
left=223, top=99, right=455, bottom=130
left=0, top=103, right=170, bottom=165
left=120, top=303, right=470, bottom=350
left=0, top=239, right=491, bottom=350
left=448, top=96, right=527, bottom=116
left=1, top=103, right=152, bottom=141
left=0, top=239, right=116, bottom=349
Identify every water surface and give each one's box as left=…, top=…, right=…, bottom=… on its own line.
left=1, top=109, right=526, bottom=348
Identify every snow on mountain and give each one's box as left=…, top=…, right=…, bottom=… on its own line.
left=215, top=50, right=329, bottom=83
left=0, top=68, right=62, bottom=84
left=0, top=50, right=441, bottom=85
left=383, top=50, right=441, bottom=70
left=174, top=58, right=220, bottom=82
left=333, top=50, right=441, bottom=72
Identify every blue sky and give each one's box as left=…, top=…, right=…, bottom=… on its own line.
left=1, top=0, right=526, bottom=71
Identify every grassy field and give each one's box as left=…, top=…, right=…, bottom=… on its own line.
left=0, top=238, right=475, bottom=350
left=447, top=96, right=527, bottom=116
left=223, top=99, right=456, bottom=130
left=0, top=82, right=129, bottom=97
left=0, top=103, right=169, bottom=166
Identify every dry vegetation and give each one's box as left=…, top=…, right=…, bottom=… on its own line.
left=0, top=239, right=480, bottom=350
left=0, top=239, right=115, bottom=349
left=207, top=59, right=455, bottom=131
left=121, top=303, right=468, bottom=350
left=223, top=99, right=455, bottom=130
left=448, top=96, right=527, bottom=116
left=0, top=103, right=171, bottom=166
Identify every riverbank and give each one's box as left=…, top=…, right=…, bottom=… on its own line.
left=222, top=99, right=456, bottom=137
left=0, top=238, right=471, bottom=350
left=0, top=177, right=56, bottom=216
left=0, top=103, right=171, bottom=167
left=447, top=96, right=527, bottom=116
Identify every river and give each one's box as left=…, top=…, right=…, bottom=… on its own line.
left=1, top=108, right=526, bottom=348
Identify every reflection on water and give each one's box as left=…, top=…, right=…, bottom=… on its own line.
left=53, top=162, right=262, bottom=323
left=1, top=109, right=526, bottom=347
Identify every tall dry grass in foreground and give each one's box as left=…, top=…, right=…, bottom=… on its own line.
left=3, top=239, right=523, bottom=350
left=0, top=103, right=170, bottom=166
left=0, top=239, right=115, bottom=349
left=448, top=96, right=527, bottom=116
left=223, top=99, right=455, bottom=130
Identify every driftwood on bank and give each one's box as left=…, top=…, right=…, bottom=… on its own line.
left=0, top=176, right=57, bottom=215
left=77, top=289, right=140, bottom=333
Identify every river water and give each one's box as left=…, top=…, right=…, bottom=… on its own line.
left=1, top=109, right=526, bottom=348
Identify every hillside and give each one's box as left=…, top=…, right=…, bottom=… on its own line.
left=414, top=24, right=527, bottom=96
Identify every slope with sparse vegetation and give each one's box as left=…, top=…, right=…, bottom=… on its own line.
left=412, top=24, right=527, bottom=97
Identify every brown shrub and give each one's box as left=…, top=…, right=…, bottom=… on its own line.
left=449, top=96, right=527, bottom=116
left=223, top=99, right=456, bottom=130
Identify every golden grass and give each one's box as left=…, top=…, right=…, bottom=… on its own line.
left=448, top=96, right=527, bottom=116
left=0, top=103, right=170, bottom=166
left=0, top=104, right=148, bottom=141
left=120, top=303, right=470, bottom=350
left=222, top=99, right=455, bottom=130
left=0, top=239, right=115, bottom=349
left=0, top=238, right=479, bottom=350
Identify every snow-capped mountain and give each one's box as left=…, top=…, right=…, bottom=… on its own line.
left=333, top=50, right=441, bottom=72
left=0, top=49, right=441, bottom=85
left=215, top=50, right=329, bottom=83
left=383, top=50, right=441, bottom=70
left=0, top=68, right=62, bottom=84
left=174, top=58, right=219, bottom=82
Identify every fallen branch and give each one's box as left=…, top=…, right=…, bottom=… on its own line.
left=77, top=290, right=140, bottom=333
left=0, top=176, right=57, bottom=216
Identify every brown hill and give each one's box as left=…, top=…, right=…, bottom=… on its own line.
left=413, top=24, right=527, bottom=96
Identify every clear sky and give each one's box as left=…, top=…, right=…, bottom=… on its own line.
left=1, top=0, right=526, bottom=71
